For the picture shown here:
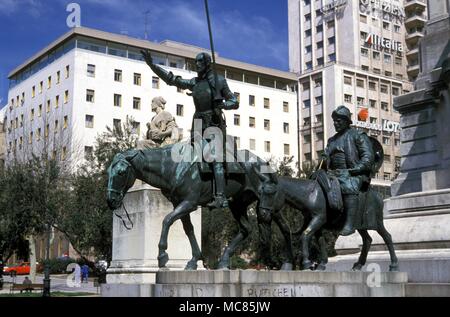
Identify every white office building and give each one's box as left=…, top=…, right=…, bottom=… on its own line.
left=5, top=27, right=298, bottom=168
left=289, top=0, right=415, bottom=193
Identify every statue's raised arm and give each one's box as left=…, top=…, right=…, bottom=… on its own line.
left=141, top=50, right=195, bottom=91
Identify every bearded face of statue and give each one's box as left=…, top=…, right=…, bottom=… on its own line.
left=195, top=53, right=211, bottom=77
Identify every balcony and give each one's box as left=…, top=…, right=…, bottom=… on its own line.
left=404, top=0, right=427, bottom=12
left=406, top=30, right=424, bottom=46
left=407, top=63, right=420, bottom=78
left=406, top=47, right=419, bottom=59
left=405, top=13, right=427, bottom=29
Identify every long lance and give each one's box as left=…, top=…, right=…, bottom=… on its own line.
left=204, top=0, right=221, bottom=102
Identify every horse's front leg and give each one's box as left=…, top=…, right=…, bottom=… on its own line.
left=181, top=215, right=202, bottom=270
left=301, top=216, right=326, bottom=270
left=158, top=200, right=197, bottom=268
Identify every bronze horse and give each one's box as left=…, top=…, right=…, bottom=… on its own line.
left=106, top=145, right=294, bottom=270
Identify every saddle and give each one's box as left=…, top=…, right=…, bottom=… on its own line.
left=311, top=170, right=344, bottom=213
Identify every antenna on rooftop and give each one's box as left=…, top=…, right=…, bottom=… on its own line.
left=144, top=10, right=150, bottom=40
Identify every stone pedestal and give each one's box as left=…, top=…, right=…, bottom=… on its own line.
left=103, top=185, right=202, bottom=297
left=153, top=271, right=408, bottom=297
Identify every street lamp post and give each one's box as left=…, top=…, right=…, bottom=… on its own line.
left=42, top=224, right=51, bottom=297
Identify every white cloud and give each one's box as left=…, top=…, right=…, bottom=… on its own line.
left=0, top=0, right=43, bottom=18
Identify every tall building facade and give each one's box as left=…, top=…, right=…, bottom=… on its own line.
left=5, top=27, right=298, bottom=168
left=404, top=0, right=427, bottom=82
left=289, top=0, right=414, bottom=193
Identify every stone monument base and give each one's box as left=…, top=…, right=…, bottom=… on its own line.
left=326, top=250, right=450, bottom=297
left=153, top=270, right=407, bottom=297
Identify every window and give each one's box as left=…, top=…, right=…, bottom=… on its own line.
left=47, top=100, right=51, bottom=113
left=284, top=144, right=290, bottom=156
left=65, top=65, right=70, bottom=78
left=357, top=79, right=365, bottom=88
left=170, top=62, right=177, bottom=68
left=283, top=123, right=290, bottom=134
left=328, top=53, right=336, bottom=62
left=249, top=95, right=255, bottom=106
left=395, top=138, right=401, bottom=146
left=64, top=116, right=68, bottom=129
left=314, top=79, right=322, bottom=87
left=30, top=108, right=35, bottom=121
left=29, top=132, right=33, bottom=144
left=132, top=121, right=141, bottom=136
left=304, top=134, right=311, bottom=144
left=134, top=73, right=141, bottom=86
left=317, top=41, right=323, bottom=49
left=392, top=87, right=400, bottom=96
left=234, top=137, right=240, bottom=149
left=381, top=102, right=389, bottom=111
left=303, top=117, right=311, bottom=126
left=234, top=92, right=241, bottom=103
left=305, top=45, right=312, bottom=54
left=327, top=20, right=335, bottom=28
left=373, top=68, right=381, bottom=74
left=395, top=57, right=402, bottom=65
left=264, top=119, right=270, bottom=131
left=85, top=115, right=94, bottom=128
left=54, top=120, right=59, bottom=133
left=357, top=97, right=365, bottom=106
left=394, top=25, right=401, bottom=33
left=56, top=71, right=61, bottom=84
left=176, top=104, right=184, bottom=117
left=370, top=117, right=377, bottom=124
left=360, top=14, right=367, bottom=23
left=113, top=119, right=122, bottom=133
left=306, top=61, right=313, bottom=70
left=64, top=90, right=69, bottom=104
left=249, top=139, right=256, bottom=151
left=384, top=54, right=391, bottom=64
left=38, top=104, right=42, bottom=117
left=152, top=77, right=160, bottom=89
left=316, top=24, right=323, bottom=33
left=373, top=51, right=380, bottom=60
left=384, top=154, right=392, bottom=163
left=384, top=173, right=391, bottom=181
left=315, top=96, right=323, bottom=105
left=344, top=76, right=352, bottom=85
left=86, top=90, right=95, bottom=103
left=133, top=97, right=141, bottom=110
left=39, top=81, right=43, bottom=94
left=361, top=48, right=369, bottom=57
left=85, top=146, right=94, bottom=160
left=249, top=117, right=256, bottom=128
left=383, top=21, right=390, bottom=30
left=344, top=94, right=352, bottom=103
left=264, top=141, right=271, bottom=153
left=47, top=76, right=52, bottom=89
left=264, top=98, right=270, bottom=109
left=369, top=81, right=377, bottom=90
left=317, top=57, right=324, bottom=66
left=87, top=64, right=96, bottom=77
left=362, top=65, right=369, bottom=71
left=234, top=114, right=240, bottom=126
left=37, top=128, right=41, bottom=141
left=370, top=99, right=377, bottom=108
left=32, top=86, right=36, bottom=98
left=55, top=95, right=60, bottom=108
left=45, top=124, right=49, bottom=137
left=305, top=13, right=311, bottom=23
left=380, top=85, right=389, bottom=94
left=114, top=69, right=122, bottom=82
left=303, top=100, right=311, bottom=108
left=283, top=102, right=289, bottom=113
left=328, top=36, right=335, bottom=45
left=62, top=147, right=67, bottom=161
left=305, top=29, right=312, bottom=37
left=360, top=31, right=368, bottom=41
left=114, top=94, right=122, bottom=107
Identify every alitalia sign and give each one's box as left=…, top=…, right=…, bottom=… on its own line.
left=365, top=33, right=403, bottom=53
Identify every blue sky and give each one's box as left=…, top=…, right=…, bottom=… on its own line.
left=0, top=0, right=289, bottom=108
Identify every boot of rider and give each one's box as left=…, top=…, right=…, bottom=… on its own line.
left=340, top=195, right=358, bottom=236
left=207, top=162, right=229, bottom=209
